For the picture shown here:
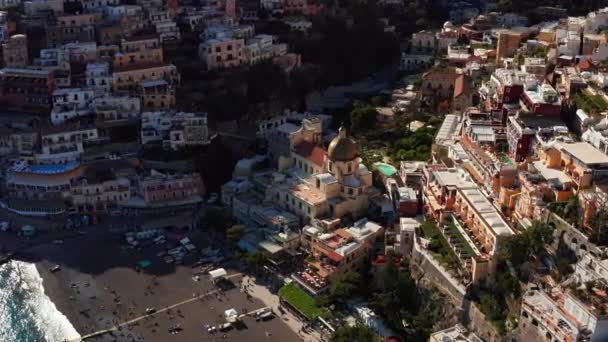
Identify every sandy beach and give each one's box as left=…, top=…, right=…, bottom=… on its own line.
left=5, top=228, right=302, bottom=342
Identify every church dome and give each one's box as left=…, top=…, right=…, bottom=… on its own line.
left=443, top=21, right=454, bottom=29
left=328, top=126, right=358, bottom=162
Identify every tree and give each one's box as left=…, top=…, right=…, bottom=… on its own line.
left=350, top=103, right=378, bottom=133
left=226, top=224, right=245, bottom=243
left=245, top=250, right=269, bottom=271
left=329, top=271, right=363, bottom=304
left=331, top=324, right=382, bottom=342
left=501, top=220, right=554, bottom=269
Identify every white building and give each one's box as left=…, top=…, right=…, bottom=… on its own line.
left=37, top=125, right=99, bottom=164
left=103, top=5, right=142, bottom=19
left=400, top=54, right=434, bottom=72
left=155, top=21, right=180, bottom=42
left=0, top=0, right=20, bottom=9
left=51, top=88, right=95, bottom=125
left=23, top=0, right=62, bottom=15
left=35, top=48, right=70, bottom=70
left=62, top=42, right=98, bottom=63
left=285, top=18, right=312, bottom=32
left=520, top=285, right=608, bottom=342
left=141, top=111, right=210, bottom=149
left=497, top=13, right=529, bottom=27
left=0, top=11, right=8, bottom=42
left=81, top=0, right=119, bottom=12
left=93, top=95, right=141, bottom=122
left=396, top=217, right=419, bottom=256
left=430, top=324, right=483, bottom=342
left=86, top=63, right=112, bottom=96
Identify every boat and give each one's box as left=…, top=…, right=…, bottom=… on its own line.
left=50, top=265, right=61, bottom=272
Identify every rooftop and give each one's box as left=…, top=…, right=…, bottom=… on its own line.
left=112, top=62, right=173, bottom=73
left=557, top=142, right=608, bottom=165
left=432, top=168, right=475, bottom=189
left=294, top=142, right=326, bottom=167
left=436, top=114, right=460, bottom=143
left=492, top=68, right=530, bottom=86
left=522, top=289, right=578, bottom=337
left=458, top=187, right=514, bottom=236
left=430, top=324, right=484, bottom=342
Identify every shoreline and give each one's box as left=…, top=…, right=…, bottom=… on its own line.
left=23, top=232, right=302, bottom=342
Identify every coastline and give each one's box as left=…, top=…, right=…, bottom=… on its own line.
left=26, top=233, right=302, bottom=342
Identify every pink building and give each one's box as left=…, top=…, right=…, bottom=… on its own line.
left=225, top=0, right=236, bottom=18
left=283, top=0, right=305, bottom=14
left=303, top=2, right=324, bottom=16
left=140, top=172, right=205, bottom=204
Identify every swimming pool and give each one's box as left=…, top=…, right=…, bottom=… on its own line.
left=25, top=161, right=80, bottom=174
left=374, top=163, right=397, bottom=177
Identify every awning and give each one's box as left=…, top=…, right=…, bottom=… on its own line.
left=209, top=268, right=227, bottom=280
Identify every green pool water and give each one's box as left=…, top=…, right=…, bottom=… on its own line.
left=375, top=163, right=397, bottom=176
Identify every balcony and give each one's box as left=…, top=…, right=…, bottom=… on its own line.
left=292, top=265, right=329, bottom=295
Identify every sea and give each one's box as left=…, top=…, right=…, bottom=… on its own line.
left=0, top=260, right=80, bottom=342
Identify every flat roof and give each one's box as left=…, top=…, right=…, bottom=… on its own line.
left=432, top=169, right=475, bottom=189
left=559, top=142, right=608, bottom=165
left=436, top=114, right=459, bottom=142
left=458, top=187, right=514, bottom=236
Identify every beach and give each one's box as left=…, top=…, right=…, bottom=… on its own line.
left=3, top=228, right=302, bottom=342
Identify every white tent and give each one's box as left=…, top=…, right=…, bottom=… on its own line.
left=209, top=268, right=227, bottom=280
left=224, top=308, right=239, bottom=322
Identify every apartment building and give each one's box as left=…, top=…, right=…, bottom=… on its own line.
left=539, top=140, right=608, bottom=191
left=138, top=170, right=205, bottom=205
left=296, top=218, right=383, bottom=294
left=46, top=14, right=96, bottom=47
left=521, top=81, right=561, bottom=118
left=23, top=0, right=63, bottom=15
left=155, top=21, right=180, bottom=42
left=453, top=187, right=514, bottom=280
left=520, top=285, right=608, bottom=342
left=112, top=63, right=179, bottom=91
left=70, top=160, right=134, bottom=212
left=2, top=34, right=28, bottom=67
left=6, top=161, right=84, bottom=201
left=140, top=111, right=210, bottom=149
left=430, top=324, right=483, bottom=342
left=422, top=166, right=476, bottom=222
left=93, top=95, right=141, bottom=122
left=35, top=48, right=70, bottom=70
left=496, top=31, right=524, bottom=62
left=37, top=123, right=99, bottom=164
left=199, top=36, right=245, bottom=70
left=81, top=0, right=119, bottom=12
left=140, top=80, right=175, bottom=110
left=51, top=88, right=95, bottom=125
left=86, top=63, right=112, bottom=96
left=113, top=36, right=163, bottom=69
left=0, top=67, right=54, bottom=113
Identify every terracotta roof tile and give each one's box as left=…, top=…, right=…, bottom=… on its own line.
left=294, top=141, right=326, bottom=167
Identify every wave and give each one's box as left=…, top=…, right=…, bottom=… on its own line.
left=0, top=260, right=80, bottom=342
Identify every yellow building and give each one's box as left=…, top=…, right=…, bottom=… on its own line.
left=496, top=31, right=525, bottom=62
left=539, top=141, right=608, bottom=191
left=113, top=35, right=164, bottom=69
left=112, top=63, right=179, bottom=91
left=454, top=187, right=514, bottom=280
left=296, top=218, right=383, bottom=294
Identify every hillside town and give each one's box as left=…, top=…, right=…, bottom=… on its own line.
left=2, top=0, right=608, bottom=342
